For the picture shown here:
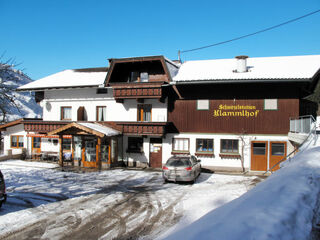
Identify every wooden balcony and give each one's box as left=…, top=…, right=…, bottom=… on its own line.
left=111, top=83, right=163, bottom=101
left=117, top=122, right=167, bottom=136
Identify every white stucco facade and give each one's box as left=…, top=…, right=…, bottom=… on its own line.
left=41, top=88, right=167, bottom=122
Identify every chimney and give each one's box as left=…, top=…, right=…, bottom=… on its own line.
left=235, top=55, right=248, bottom=73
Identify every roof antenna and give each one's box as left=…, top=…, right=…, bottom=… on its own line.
left=178, top=50, right=181, bottom=62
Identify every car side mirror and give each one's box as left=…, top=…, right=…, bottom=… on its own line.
left=197, top=159, right=201, bottom=163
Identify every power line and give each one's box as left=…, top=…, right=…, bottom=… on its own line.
left=180, top=9, right=320, bottom=54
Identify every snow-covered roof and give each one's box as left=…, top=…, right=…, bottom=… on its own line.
left=173, top=55, right=320, bottom=82
left=18, top=68, right=108, bottom=91
left=78, top=122, right=120, bottom=136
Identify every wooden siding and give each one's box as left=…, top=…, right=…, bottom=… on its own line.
left=168, top=99, right=300, bottom=134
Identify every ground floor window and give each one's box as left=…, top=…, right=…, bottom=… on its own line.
left=172, top=138, right=189, bottom=153
left=127, top=137, right=143, bottom=153
left=11, top=135, right=24, bottom=148
left=196, top=139, right=213, bottom=152
left=221, top=139, right=239, bottom=153
left=62, top=138, right=71, bottom=151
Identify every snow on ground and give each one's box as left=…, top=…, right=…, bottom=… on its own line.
left=165, top=137, right=320, bottom=240
left=0, top=160, right=259, bottom=239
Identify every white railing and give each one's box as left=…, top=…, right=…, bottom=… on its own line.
left=289, top=115, right=315, bottom=134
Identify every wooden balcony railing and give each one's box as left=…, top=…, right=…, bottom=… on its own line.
left=111, top=83, right=163, bottom=100
left=117, top=122, right=167, bottom=136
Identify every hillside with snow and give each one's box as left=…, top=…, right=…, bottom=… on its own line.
left=0, top=63, right=42, bottom=122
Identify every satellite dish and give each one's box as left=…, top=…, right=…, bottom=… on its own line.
left=46, top=102, right=52, bottom=111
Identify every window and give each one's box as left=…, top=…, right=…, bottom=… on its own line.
left=221, top=139, right=239, bottom=153
left=53, top=139, right=58, bottom=146
left=129, top=71, right=149, bottom=82
left=127, top=137, right=143, bottom=153
left=137, top=104, right=152, bottom=122
left=252, top=142, right=266, bottom=155
left=197, top=100, right=209, bottom=110
left=264, top=99, right=278, bottom=110
left=196, top=139, right=213, bottom=152
left=62, top=138, right=71, bottom=151
left=140, top=72, right=149, bottom=82
left=11, top=135, right=24, bottom=148
left=271, top=143, right=285, bottom=156
left=61, top=107, right=72, bottom=120
left=129, top=72, right=139, bottom=82
left=96, top=106, right=107, bottom=121
left=172, top=138, right=189, bottom=152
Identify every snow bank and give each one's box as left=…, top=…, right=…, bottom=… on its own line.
left=165, top=144, right=320, bottom=240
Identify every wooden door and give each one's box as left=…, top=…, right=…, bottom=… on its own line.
left=269, top=142, right=287, bottom=171
left=149, top=138, right=162, bottom=168
left=32, top=137, right=41, bottom=159
left=82, top=138, right=98, bottom=168
left=251, top=141, right=268, bottom=171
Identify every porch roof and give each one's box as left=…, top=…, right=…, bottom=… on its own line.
left=48, top=122, right=121, bottom=138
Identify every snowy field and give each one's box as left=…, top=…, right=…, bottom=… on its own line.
left=0, top=160, right=260, bottom=239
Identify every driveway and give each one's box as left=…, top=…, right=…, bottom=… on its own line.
left=0, top=160, right=263, bottom=240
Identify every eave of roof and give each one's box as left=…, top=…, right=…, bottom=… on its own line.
left=171, top=78, right=311, bottom=85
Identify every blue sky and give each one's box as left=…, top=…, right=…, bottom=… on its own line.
left=1, top=0, right=320, bottom=80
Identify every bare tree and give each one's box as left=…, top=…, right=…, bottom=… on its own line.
left=0, top=57, right=24, bottom=122
left=238, top=129, right=250, bottom=173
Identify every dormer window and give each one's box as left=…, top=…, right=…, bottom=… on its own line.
left=129, top=72, right=149, bottom=83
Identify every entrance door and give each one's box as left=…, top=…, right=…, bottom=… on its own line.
left=149, top=138, right=162, bottom=168
left=251, top=141, right=268, bottom=171
left=82, top=137, right=97, bottom=168
left=269, top=142, right=287, bottom=171
left=32, top=137, right=41, bottom=159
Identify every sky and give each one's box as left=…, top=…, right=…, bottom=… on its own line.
left=1, top=0, right=320, bottom=80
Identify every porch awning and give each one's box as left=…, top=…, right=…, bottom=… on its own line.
left=48, top=122, right=121, bottom=138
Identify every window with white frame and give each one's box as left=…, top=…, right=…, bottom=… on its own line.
left=197, top=100, right=209, bottom=110
left=172, top=138, right=189, bottom=152
left=264, top=99, right=278, bottom=110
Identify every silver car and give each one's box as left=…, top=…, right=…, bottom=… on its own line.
left=162, top=155, right=201, bottom=183
left=0, top=170, right=6, bottom=208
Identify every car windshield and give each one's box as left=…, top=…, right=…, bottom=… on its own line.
left=166, top=158, right=191, bottom=167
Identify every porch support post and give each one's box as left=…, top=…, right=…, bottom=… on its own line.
left=97, top=137, right=101, bottom=169
left=59, top=135, right=63, bottom=167
left=71, top=136, right=74, bottom=166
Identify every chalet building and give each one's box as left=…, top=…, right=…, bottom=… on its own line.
left=0, top=55, right=319, bottom=172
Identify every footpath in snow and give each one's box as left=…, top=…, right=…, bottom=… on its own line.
left=165, top=136, right=320, bottom=240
